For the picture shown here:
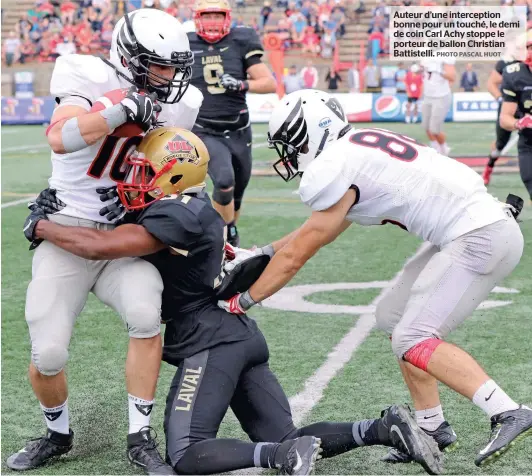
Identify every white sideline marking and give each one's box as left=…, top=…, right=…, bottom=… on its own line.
left=2, top=144, right=48, bottom=153
left=1, top=197, right=35, bottom=208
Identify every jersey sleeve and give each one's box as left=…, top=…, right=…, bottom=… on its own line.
left=49, top=55, right=113, bottom=110
left=137, top=197, right=204, bottom=253
left=298, top=148, right=354, bottom=212
left=159, top=85, right=203, bottom=130
left=501, top=68, right=519, bottom=103
left=236, top=27, right=264, bottom=69
left=495, top=60, right=506, bottom=75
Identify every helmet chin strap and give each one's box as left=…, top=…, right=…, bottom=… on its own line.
left=99, top=56, right=137, bottom=87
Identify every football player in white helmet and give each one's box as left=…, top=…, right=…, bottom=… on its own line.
left=219, top=89, right=532, bottom=467
left=8, top=9, right=202, bottom=475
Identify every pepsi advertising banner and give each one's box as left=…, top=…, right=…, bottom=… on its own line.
left=372, top=94, right=453, bottom=122
left=2, top=96, right=55, bottom=125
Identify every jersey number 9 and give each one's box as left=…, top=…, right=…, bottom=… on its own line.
left=203, top=63, right=226, bottom=95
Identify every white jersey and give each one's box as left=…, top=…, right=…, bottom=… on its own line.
left=48, top=54, right=203, bottom=223
left=298, top=128, right=507, bottom=247
left=421, top=58, right=454, bottom=98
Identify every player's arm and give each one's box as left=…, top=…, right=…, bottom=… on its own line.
left=34, top=221, right=166, bottom=260
left=441, top=63, right=456, bottom=83
left=487, top=69, right=503, bottom=100
left=46, top=104, right=119, bottom=154
left=246, top=62, right=276, bottom=93
left=245, top=188, right=355, bottom=304
left=47, top=90, right=157, bottom=154
left=500, top=71, right=523, bottom=131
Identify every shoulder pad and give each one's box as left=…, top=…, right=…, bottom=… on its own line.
left=298, top=148, right=352, bottom=211
left=50, top=55, right=114, bottom=102
left=232, top=26, right=260, bottom=42
left=158, top=85, right=203, bottom=130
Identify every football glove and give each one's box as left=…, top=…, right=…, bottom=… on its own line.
left=30, top=188, right=66, bottom=215
left=97, top=186, right=127, bottom=223
left=220, top=73, right=249, bottom=93
left=23, top=204, right=48, bottom=250
left=223, top=245, right=273, bottom=273
left=120, top=87, right=161, bottom=132
left=218, top=290, right=256, bottom=314
left=515, top=116, right=532, bottom=130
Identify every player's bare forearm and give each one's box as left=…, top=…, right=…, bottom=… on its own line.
left=247, top=63, right=277, bottom=93
left=487, top=71, right=502, bottom=99
left=500, top=102, right=519, bottom=131
left=35, top=221, right=165, bottom=260
left=271, top=227, right=303, bottom=253
left=47, top=105, right=115, bottom=154
left=248, top=189, right=356, bottom=303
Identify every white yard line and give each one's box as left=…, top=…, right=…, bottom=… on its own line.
left=1, top=197, right=35, bottom=208
left=2, top=144, right=48, bottom=153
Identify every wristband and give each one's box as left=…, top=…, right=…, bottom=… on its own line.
left=239, top=290, right=257, bottom=311
left=261, top=244, right=275, bottom=258
left=100, top=103, right=128, bottom=132
left=242, top=80, right=250, bottom=92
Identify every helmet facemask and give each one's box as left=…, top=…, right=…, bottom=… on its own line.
left=195, top=10, right=231, bottom=43
left=118, top=13, right=194, bottom=104
left=117, top=151, right=178, bottom=210
left=268, top=98, right=309, bottom=182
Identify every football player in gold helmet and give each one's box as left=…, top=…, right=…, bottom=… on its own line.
left=189, top=0, right=276, bottom=246
left=25, top=127, right=443, bottom=476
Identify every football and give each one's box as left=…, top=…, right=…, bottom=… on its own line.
left=90, top=88, right=144, bottom=138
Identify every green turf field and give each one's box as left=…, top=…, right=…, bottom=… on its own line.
left=2, top=123, right=531, bottom=475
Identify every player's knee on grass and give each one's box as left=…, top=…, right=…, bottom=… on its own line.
left=213, top=186, right=235, bottom=206
left=32, top=344, right=69, bottom=376
left=123, top=303, right=161, bottom=338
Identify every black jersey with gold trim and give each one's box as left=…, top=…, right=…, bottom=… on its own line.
left=501, top=61, right=532, bottom=139
left=188, top=26, right=264, bottom=120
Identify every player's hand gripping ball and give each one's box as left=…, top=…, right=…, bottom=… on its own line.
left=90, top=88, right=160, bottom=137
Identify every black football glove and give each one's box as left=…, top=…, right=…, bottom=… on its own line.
left=23, top=204, right=48, bottom=250
left=97, top=186, right=126, bottom=222
left=30, top=188, right=66, bottom=215
left=120, top=87, right=161, bottom=132
left=220, top=73, right=249, bottom=93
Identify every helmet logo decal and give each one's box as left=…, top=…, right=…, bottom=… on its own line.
left=319, top=117, right=332, bottom=128
left=164, top=134, right=200, bottom=164
left=325, top=98, right=345, bottom=121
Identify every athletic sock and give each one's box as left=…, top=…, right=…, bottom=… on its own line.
left=430, top=140, right=440, bottom=152
left=472, top=379, right=519, bottom=418
left=297, top=421, right=365, bottom=458
left=128, top=394, right=154, bottom=434
left=40, top=400, right=69, bottom=435
left=416, top=405, right=445, bottom=432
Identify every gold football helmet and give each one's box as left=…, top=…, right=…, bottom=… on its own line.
left=117, top=127, right=209, bottom=210
left=194, top=0, right=232, bottom=43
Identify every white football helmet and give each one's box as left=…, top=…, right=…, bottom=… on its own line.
left=268, top=90, right=351, bottom=181
left=110, top=9, right=194, bottom=103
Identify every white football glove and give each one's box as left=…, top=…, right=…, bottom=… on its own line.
left=223, top=245, right=274, bottom=273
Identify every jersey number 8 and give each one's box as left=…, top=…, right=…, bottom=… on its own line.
left=349, top=129, right=423, bottom=161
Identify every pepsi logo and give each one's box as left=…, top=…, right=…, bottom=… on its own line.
left=375, top=95, right=401, bottom=119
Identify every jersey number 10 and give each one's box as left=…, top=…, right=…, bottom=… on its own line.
left=87, top=136, right=143, bottom=180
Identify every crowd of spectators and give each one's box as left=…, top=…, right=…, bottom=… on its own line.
left=261, top=0, right=348, bottom=58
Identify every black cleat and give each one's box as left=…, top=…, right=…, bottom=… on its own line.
left=382, top=421, right=457, bottom=464
left=227, top=223, right=240, bottom=247
left=6, top=428, right=73, bottom=471
left=127, top=427, right=176, bottom=475
left=475, top=405, right=532, bottom=467
left=380, top=404, right=443, bottom=475
left=278, top=436, right=322, bottom=475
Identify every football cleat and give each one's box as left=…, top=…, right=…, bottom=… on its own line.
left=382, top=421, right=457, bottom=464
left=278, top=436, right=322, bottom=475
left=380, top=405, right=443, bottom=475
left=475, top=405, right=532, bottom=467
left=483, top=164, right=494, bottom=186
left=6, top=428, right=73, bottom=471
left=127, top=427, right=176, bottom=475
